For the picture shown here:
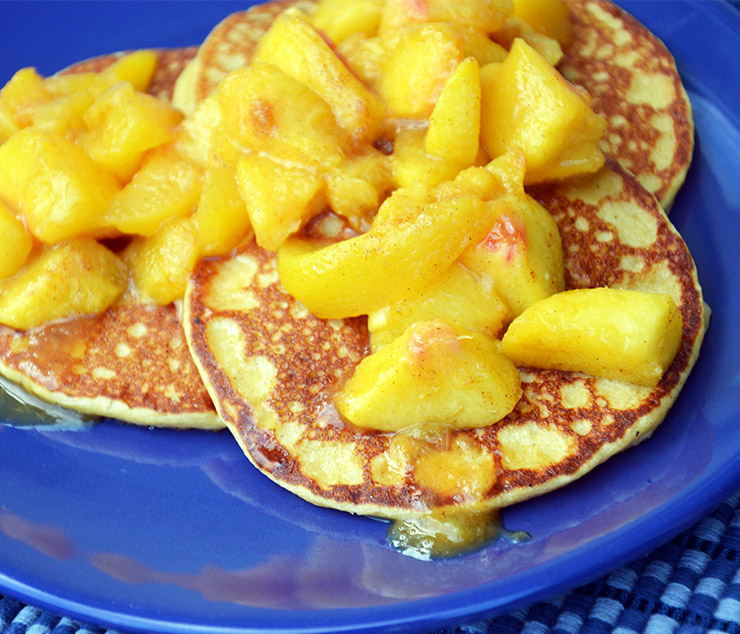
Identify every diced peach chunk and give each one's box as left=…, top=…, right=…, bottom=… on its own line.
left=480, top=39, right=606, bottom=183
left=512, top=0, right=572, bottom=46
left=391, top=127, right=471, bottom=190
left=193, top=162, right=252, bottom=257
left=0, top=200, right=33, bottom=279
left=218, top=64, right=347, bottom=168
left=28, top=90, right=94, bottom=139
left=326, top=151, right=392, bottom=230
left=105, top=147, right=202, bottom=237
left=379, top=23, right=464, bottom=118
left=425, top=56, right=481, bottom=166
left=0, top=239, right=128, bottom=331
left=277, top=194, right=491, bottom=318
left=501, top=288, right=683, bottom=386
left=379, top=0, right=513, bottom=36
left=82, top=82, right=183, bottom=182
left=236, top=153, right=326, bottom=252
left=253, top=8, right=387, bottom=146
left=0, top=68, right=51, bottom=126
left=368, top=261, right=511, bottom=351
left=0, top=128, right=119, bottom=243
left=310, top=0, right=383, bottom=43
left=125, top=217, right=201, bottom=305
left=334, top=320, right=521, bottom=432
left=98, top=50, right=159, bottom=93
left=460, top=192, right=565, bottom=316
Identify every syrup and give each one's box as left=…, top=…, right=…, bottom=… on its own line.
left=0, top=374, right=98, bottom=430
left=388, top=508, right=529, bottom=560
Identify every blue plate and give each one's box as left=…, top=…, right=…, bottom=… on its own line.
left=0, top=2, right=738, bottom=633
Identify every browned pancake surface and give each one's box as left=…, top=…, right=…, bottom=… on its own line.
left=0, top=303, right=220, bottom=428
left=562, top=0, right=693, bottom=209
left=185, top=162, right=706, bottom=518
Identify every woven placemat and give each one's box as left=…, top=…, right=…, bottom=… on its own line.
left=2, top=489, right=739, bottom=634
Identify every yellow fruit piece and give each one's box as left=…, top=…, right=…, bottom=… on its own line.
left=379, top=23, right=464, bottom=118
left=100, top=50, right=158, bottom=92
left=0, top=102, right=20, bottom=143
left=0, top=238, right=128, bottom=331
left=452, top=150, right=565, bottom=316
left=425, top=57, right=481, bottom=166
left=379, top=0, right=513, bottom=37
left=277, top=194, right=490, bottom=319
left=512, top=0, right=572, bottom=46
left=193, top=162, right=252, bottom=257
left=0, top=200, right=33, bottom=279
left=218, top=64, right=347, bottom=168
left=310, top=0, right=383, bottom=43
left=235, top=153, right=325, bottom=252
left=43, top=72, right=99, bottom=97
left=0, top=128, right=119, bottom=243
left=460, top=192, right=564, bottom=316
left=82, top=82, right=183, bottom=182
left=501, top=288, right=684, bottom=386
left=174, top=92, right=227, bottom=168
left=435, top=150, right=527, bottom=202
left=391, top=127, right=470, bottom=190
left=480, top=39, right=606, bottom=184
left=460, top=29, right=508, bottom=65
left=0, top=68, right=51, bottom=126
left=126, top=217, right=201, bottom=305
left=491, top=18, right=563, bottom=67
left=335, top=33, right=387, bottom=86
left=368, top=261, right=511, bottom=351
left=326, top=151, right=392, bottom=231
left=334, top=320, right=522, bottom=432
left=253, top=8, right=387, bottom=147
left=106, top=148, right=202, bottom=237
left=28, top=90, right=95, bottom=139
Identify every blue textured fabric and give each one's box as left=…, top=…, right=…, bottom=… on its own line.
left=1, top=491, right=739, bottom=634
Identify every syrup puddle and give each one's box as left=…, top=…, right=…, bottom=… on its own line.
left=388, top=509, right=530, bottom=560
left=0, top=374, right=98, bottom=430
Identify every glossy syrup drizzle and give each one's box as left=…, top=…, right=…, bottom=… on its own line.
left=0, top=374, right=98, bottom=430
left=388, top=508, right=530, bottom=560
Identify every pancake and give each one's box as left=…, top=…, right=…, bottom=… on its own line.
left=0, top=303, right=220, bottom=429
left=0, top=48, right=223, bottom=430
left=560, top=0, right=694, bottom=210
left=183, top=160, right=707, bottom=519
left=171, top=0, right=693, bottom=212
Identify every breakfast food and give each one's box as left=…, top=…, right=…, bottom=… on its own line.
left=185, top=159, right=705, bottom=522
left=171, top=0, right=694, bottom=211
left=0, top=49, right=223, bottom=429
left=0, top=0, right=706, bottom=558
left=175, top=0, right=705, bottom=557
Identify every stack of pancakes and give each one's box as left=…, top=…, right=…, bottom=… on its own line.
left=0, top=1, right=707, bottom=525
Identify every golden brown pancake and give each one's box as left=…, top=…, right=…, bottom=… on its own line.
left=561, top=0, right=694, bottom=210
left=0, top=49, right=223, bottom=430
left=184, top=160, right=707, bottom=519
left=0, top=303, right=220, bottom=428
left=172, top=0, right=693, bottom=212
